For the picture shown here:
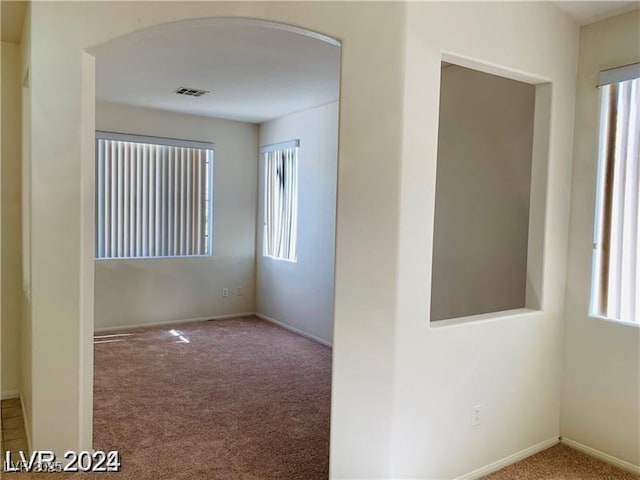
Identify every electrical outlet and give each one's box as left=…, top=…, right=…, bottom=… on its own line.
left=222, top=288, right=229, bottom=298
left=236, top=287, right=243, bottom=296
left=472, top=405, right=481, bottom=427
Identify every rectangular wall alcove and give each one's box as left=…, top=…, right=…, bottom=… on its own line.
left=430, top=58, right=551, bottom=324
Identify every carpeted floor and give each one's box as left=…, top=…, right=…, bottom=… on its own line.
left=6, top=316, right=331, bottom=479
left=485, top=444, right=640, bottom=480
left=91, top=316, right=332, bottom=479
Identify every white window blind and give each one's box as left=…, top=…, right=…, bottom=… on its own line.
left=262, top=140, right=299, bottom=262
left=96, top=132, right=214, bottom=259
left=592, top=72, right=640, bottom=324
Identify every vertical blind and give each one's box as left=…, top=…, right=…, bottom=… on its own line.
left=96, top=132, right=214, bottom=259
left=593, top=74, right=640, bottom=323
left=262, top=140, right=299, bottom=262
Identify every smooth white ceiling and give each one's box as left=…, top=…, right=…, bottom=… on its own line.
left=96, top=22, right=341, bottom=124
left=1, top=1, right=27, bottom=43
left=553, top=1, right=639, bottom=25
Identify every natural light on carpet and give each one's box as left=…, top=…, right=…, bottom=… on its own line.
left=169, top=329, right=190, bottom=344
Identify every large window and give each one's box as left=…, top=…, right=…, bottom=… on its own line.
left=592, top=63, right=640, bottom=324
left=95, top=132, right=214, bottom=259
left=262, top=140, right=299, bottom=262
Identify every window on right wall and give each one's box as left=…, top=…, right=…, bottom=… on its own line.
left=591, top=63, right=640, bottom=325
left=262, top=140, right=299, bottom=263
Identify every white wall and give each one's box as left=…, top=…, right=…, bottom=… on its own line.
left=23, top=3, right=586, bottom=477
left=1, top=41, right=22, bottom=399
left=27, top=5, right=406, bottom=476
left=20, top=5, right=33, bottom=444
left=94, top=102, right=257, bottom=330
left=391, top=2, right=578, bottom=478
left=561, top=10, right=640, bottom=468
left=256, top=102, right=338, bottom=345
left=431, top=65, right=535, bottom=321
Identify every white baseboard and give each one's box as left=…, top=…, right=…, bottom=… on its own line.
left=455, top=437, right=559, bottom=480
left=95, top=312, right=333, bottom=350
left=94, top=312, right=255, bottom=334
left=1, top=389, right=19, bottom=400
left=20, top=393, right=31, bottom=452
left=561, top=437, right=640, bottom=475
left=255, top=313, right=333, bottom=347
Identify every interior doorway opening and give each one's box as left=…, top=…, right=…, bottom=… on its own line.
left=91, top=18, right=340, bottom=478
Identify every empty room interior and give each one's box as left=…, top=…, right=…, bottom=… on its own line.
left=89, top=20, right=339, bottom=478
left=0, top=1, right=639, bottom=479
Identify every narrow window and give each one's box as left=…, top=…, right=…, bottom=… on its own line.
left=95, top=131, right=214, bottom=259
left=262, top=140, right=299, bottom=262
left=592, top=63, right=640, bottom=324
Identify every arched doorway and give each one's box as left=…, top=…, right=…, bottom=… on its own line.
left=88, top=17, right=340, bottom=478
left=23, top=4, right=406, bottom=477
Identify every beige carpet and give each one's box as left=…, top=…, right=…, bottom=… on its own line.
left=92, top=316, right=332, bottom=479
left=486, top=444, right=640, bottom=480
left=7, top=316, right=331, bottom=479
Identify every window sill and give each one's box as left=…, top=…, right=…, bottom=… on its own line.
left=96, top=254, right=213, bottom=261
left=589, top=314, right=640, bottom=328
left=429, top=307, right=542, bottom=329
left=262, top=254, right=297, bottom=264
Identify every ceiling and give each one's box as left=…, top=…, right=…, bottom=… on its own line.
left=95, top=21, right=341, bottom=124
left=8, top=2, right=635, bottom=122
left=553, top=1, right=639, bottom=25
left=1, top=1, right=27, bottom=43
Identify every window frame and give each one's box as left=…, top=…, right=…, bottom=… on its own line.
left=589, top=63, right=640, bottom=326
left=95, top=131, right=215, bottom=261
left=261, top=139, right=300, bottom=263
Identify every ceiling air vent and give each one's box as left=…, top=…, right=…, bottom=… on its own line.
left=174, top=86, right=210, bottom=97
